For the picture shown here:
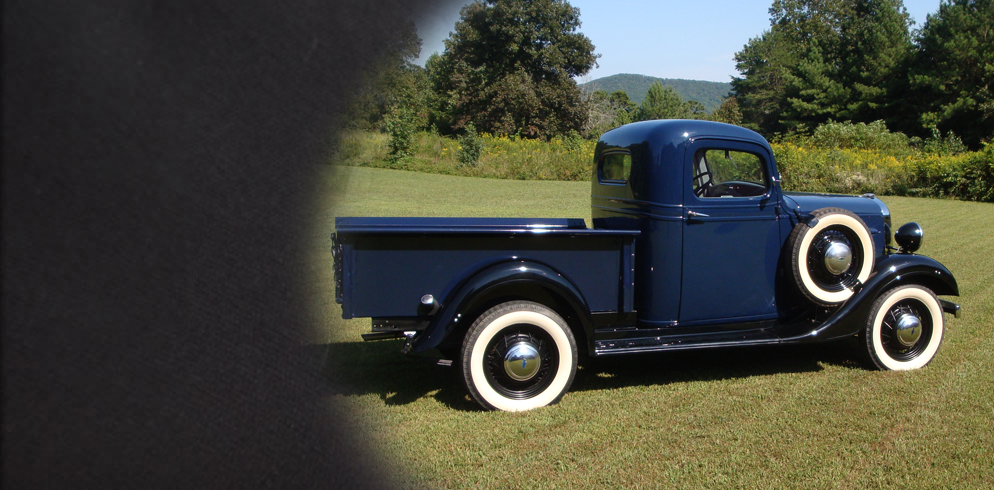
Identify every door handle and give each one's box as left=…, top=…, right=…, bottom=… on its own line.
left=687, top=210, right=710, bottom=219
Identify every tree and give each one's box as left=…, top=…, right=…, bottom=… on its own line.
left=782, top=0, right=912, bottom=129
left=782, top=38, right=851, bottom=131
left=841, top=0, right=913, bottom=124
left=710, top=96, right=744, bottom=125
left=345, top=21, right=428, bottom=131
left=608, top=91, right=639, bottom=126
left=732, top=28, right=799, bottom=133
left=733, top=0, right=851, bottom=133
left=733, top=0, right=913, bottom=135
left=909, top=0, right=994, bottom=148
left=637, top=82, right=689, bottom=120
left=685, top=100, right=708, bottom=119
left=427, top=0, right=598, bottom=139
left=584, top=89, right=637, bottom=137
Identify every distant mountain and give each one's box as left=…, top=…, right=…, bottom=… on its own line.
left=580, top=74, right=733, bottom=112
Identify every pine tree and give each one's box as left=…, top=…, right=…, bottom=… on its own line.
left=637, top=82, right=689, bottom=120
left=734, top=0, right=913, bottom=135
left=909, top=0, right=994, bottom=148
left=732, top=29, right=801, bottom=133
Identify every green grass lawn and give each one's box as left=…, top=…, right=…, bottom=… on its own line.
left=307, top=165, right=994, bottom=489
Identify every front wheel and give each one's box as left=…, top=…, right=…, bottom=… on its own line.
left=461, top=301, right=577, bottom=411
left=862, top=285, right=944, bottom=370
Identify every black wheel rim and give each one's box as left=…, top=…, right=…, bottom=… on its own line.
left=806, top=226, right=864, bottom=292
left=483, top=325, right=559, bottom=400
left=880, top=299, right=933, bottom=361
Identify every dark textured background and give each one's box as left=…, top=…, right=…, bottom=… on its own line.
left=3, top=1, right=438, bottom=487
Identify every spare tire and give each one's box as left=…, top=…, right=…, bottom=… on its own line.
left=787, top=207, right=875, bottom=306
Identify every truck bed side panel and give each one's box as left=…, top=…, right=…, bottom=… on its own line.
left=336, top=219, right=638, bottom=319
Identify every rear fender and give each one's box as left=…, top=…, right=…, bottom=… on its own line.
left=781, top=253, right=958, bottom=342
left=408, top=260, right=592, bottom=354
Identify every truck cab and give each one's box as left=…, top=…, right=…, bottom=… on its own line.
left=593, top=120, right=789, bottom=329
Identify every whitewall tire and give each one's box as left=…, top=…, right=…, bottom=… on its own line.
left=863, top=285, right=944, bottom=371
left=788, top=207, right=875, bottom=305
left=461, top=301, right=577, bottom=412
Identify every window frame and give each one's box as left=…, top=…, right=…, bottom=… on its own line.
left=597, top=150, right=633, bottom=185
left=690, top=147, right=771, bottom=200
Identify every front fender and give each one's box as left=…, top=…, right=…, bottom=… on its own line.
left=781, top=253, right=958, bottom=342
left=408, top=260, right=592, bottom=354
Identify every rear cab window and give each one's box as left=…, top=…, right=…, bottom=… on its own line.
left=598, top=151, right=632, bottom=184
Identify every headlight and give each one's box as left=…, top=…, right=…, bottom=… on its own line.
left=894, top=222, right=923, bottom=253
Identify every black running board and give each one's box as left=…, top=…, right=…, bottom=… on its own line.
left=594, top=337, right=780, bottom=356
left=940, top=299, right=961, bottom=318
left=361, top=331, right=408, bottom=341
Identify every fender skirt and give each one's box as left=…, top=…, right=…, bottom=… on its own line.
left=780, top=253, right=959, bottom=343
left=407, top=260, right=592, bottom=354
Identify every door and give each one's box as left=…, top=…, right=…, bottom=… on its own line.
left=679, top=140, right=781, bottom=325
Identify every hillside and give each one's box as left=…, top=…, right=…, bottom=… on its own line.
left=580, top=73, right=732, bottom=112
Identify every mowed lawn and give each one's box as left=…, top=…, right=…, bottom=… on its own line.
left=307, top=165, right=994, bottom=489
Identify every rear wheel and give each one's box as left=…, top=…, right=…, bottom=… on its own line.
left=461, top=301, right=577, bottom=411
left=862, top=285, right=944, bottom=370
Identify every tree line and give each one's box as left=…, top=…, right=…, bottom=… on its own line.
left=346, top=0, right=992, bottom=150
left=583, top=84, right=743, bottom=138
left=734, top=0, right=993, bottom=149
left=582, top=75, right=733, bottom=109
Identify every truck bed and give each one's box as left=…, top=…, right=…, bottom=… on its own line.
left=333, top=217, right=639, bottom=320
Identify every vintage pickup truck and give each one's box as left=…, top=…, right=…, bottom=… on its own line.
left=332, top=120, right=961, bottom=412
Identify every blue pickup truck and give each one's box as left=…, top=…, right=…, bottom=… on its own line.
left=332, top=120, right=961, bottom=412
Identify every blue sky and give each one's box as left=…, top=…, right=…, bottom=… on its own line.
left=412, top=0, right=945, bottom=83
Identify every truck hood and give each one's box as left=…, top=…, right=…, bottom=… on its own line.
left=782, top=191, right=890, bottom=222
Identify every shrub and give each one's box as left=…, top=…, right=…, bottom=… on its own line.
left=963, top=144, right=994, bottom=202
left=332, top=129, right=389, bottom=165
left=330, top=129, right=992, bottom=202
left=917, top=126, right=968, bottom=156
left=457, top=123, right=485, bottom=167
left=774, top=142, right=992, bottom=202
left=773, top=144, right=906, bottom=195
left=562, top=129, right=585, bottom=153
left=809, top=120, right=910, bottom=154
left=908, top=143, right=993, bottom=201
left=385, top=107, right=416, bottom=162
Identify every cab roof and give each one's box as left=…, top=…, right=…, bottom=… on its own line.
left=592, top=120, right=773, bottom=206
left=597, top=119, right=769, bottom=152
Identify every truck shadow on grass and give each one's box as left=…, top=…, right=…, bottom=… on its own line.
left=572, top=340, right=862, bottom=394
left=320, top=340, right=480, bottom=411
left=318, top=339, right=864, bottom=412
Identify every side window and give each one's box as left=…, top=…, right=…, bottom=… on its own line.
left=692, top=149, right=768, bottom=198
left=598, top=152, right=632, bottom=184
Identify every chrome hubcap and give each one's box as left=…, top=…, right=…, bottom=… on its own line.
left=823, top=241, right=853, bottom=275
left=504, top=342, right=541, bottom=381
left=895, top=313, right=922, bottom=347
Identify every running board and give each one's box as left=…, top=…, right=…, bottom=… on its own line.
left=361, top=331, right=408, bottom=341
left=940, top=299, right=961, bottom=318
left=594, top=337, right=780, bottom=356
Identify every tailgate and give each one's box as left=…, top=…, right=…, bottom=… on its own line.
left=331, top=232, right=343, bottom=304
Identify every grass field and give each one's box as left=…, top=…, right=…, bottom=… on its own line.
left=308, top=165, right=993, bottom=489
